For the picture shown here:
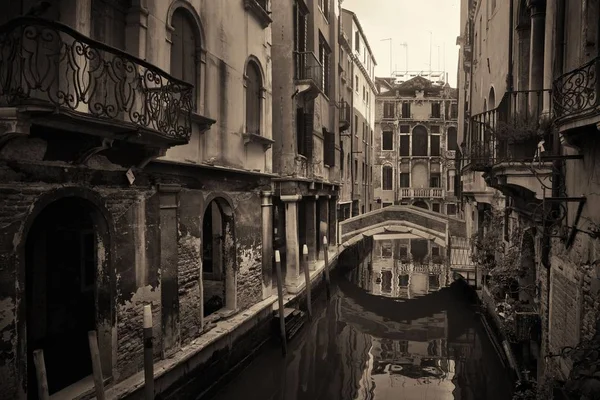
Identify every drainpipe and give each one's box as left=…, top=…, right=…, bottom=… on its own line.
left=507, top=0, right=514, bottom=91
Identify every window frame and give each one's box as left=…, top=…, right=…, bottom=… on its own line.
left=382, top=131, right=394, bottom=151
left=382, top=165, right=394, bottom=191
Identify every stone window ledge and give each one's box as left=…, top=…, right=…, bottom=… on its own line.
left=244, top=0, right=272, bottom=28
left=243, top=132, right=274, bottom=151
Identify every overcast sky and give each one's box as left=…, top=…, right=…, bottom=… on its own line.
left=341, top=0, right=461, bottom=87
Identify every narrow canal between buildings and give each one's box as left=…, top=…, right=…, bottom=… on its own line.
left=205, top=238, right=514, bottom=400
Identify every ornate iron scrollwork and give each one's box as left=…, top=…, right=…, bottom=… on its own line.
left=553, top=56, right=600, bottom=124
left=0, top=17, right=193, bottom=141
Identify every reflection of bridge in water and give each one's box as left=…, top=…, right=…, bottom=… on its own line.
left=335, top=242, right=512, bottom=399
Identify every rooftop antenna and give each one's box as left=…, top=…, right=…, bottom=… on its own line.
left=399, top=42, right=408, bottom=73
left=381, top=38, right=393, bottom=76
left=428, top=31, right=433, bottom=74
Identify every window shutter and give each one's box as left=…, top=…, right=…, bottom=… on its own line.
left=324, top=129, right=336, bottom=167
left=304, top=112, right=314, bottom=159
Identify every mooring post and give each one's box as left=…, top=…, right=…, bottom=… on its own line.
left=32, top=349, right=49, bottom=400
left=274, top=250, right=288, bottom=355
left=143, top=305, right=154, bottom=400
left=302, top=244, right=312, bottom=320
left=322, top=236, right=331, bottom=299
left=88, top=331, right=106, bottom=400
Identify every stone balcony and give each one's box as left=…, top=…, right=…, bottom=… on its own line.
left=462, top=89, right=554, bottom=201
left=0, top=17, right=213, bottom=167
left=399, top=187, right=445, bottom=199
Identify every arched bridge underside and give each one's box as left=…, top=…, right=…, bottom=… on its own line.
left=339, top=205, right=467, bottom=249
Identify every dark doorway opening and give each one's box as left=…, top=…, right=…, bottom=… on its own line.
left=413, top=200, right=429, bottom=210
left=26, top=197, right=99, bottom=398
left=203, top=201, right=226, bottom=316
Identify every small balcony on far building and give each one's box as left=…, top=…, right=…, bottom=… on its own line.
left=339, top=100, right=351, bottom=131
left=294, top=51, right=323, bottom=100
left=399, top=188, right=445, bottom=199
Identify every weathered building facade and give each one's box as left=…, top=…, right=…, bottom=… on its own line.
left=374, top=74, right=460, bottom=216
left=458, top=0, right=600, bottom=396
left=0, top=0, right=273, bottom=398
left=339, top=8, right=377, bottom=218
left=271, top=0, right=341, bottom=292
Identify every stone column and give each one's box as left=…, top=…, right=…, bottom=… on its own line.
left=542, top=0, right=555, bottom=115
left=282, top=195, right=301, bottom=293
left=223, top=215, right=237, bottom=311
left=328, top=196, right=337, bottom=246
left=318, top=196, right=329, bottom=255
left=261, top=191, right=273, bottom=299
left=305, top=197, right=318, bottom=263
left=528, top=0, right=546, bottom=115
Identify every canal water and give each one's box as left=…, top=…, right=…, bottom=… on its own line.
left=206, top=238, right=514, bottom=400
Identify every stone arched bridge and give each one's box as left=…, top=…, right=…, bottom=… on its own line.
left=338, top=205, right=467, bottom=248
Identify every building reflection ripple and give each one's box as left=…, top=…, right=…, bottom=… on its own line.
left=207, top=238, right=512, bottom=400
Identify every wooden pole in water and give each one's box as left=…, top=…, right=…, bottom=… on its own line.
left=32, top=349, right=49, bottom=400
left=322, top=236, right=331, bottom=299
left=302, top=244, right=312, bottom=320
left=88, top=330, right=106, bottom=400
left=274, top=250, right=287, bottom=355
left=143, top=305, right=154, bottom=400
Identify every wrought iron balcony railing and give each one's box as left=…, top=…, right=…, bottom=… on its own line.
left=0, top=17, right=193, bottom=142
left=294, top=51, right=323, bottom=91
left=553, top=56, right=600, bottom=126
left=464, top=89, right=554, bottom=171
left=339, top=100, right=351, bottom=130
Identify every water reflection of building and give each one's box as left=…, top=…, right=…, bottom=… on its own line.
left=365, top=237, right=448, bottom=298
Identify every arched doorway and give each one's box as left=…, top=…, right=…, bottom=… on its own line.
left=413, top=200, right=429, bottom=210
left=202, top=197, right=237, bottom=316
left=25, top=196, right=110, bottom=397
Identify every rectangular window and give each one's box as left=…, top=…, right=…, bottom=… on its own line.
left=447, top=204, right=457, bottom=215
left=382, top=131, right=393, bottom=150
left=432, top=203, right=440, bottom=213
left=355, top=30, right=360, bottom=51
left=447, top=128, right=458, bottom=151
left=399, top=135, right=410, bottom=156
left=383, top=102, right=395, bottom=118
left=430, top=173, right=441, bottom=188
left=429, top=172, right=441, bottom=187
left=451, top=103, right=459, bottom=119
left=355, top=76, right=359, bottom=91
left=354, top=115, right=358, bottom=133
left=400, top=173, right=410, bottom=188
left=400, top=125, right=410, bottom=133
left=401, top=102, right=411, bottom=118
left=362, top=86, right=366, bottom=101
left=431, top=125, right=440, bottom=133
left=432, top=246, right=440, bottom=257
left=431, top=135, right=440, bottom=156
left=431, top=102, right=441, bottom=118
left=383, top=167, right=393, bottom=190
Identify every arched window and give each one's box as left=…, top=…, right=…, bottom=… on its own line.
left=488, top=87, right=496, bottom=109
left=246, top=61, right=262, bottom=134
left=412, top=125, right=428, bottom=156
left=170, top=8, right=199, bottom=102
